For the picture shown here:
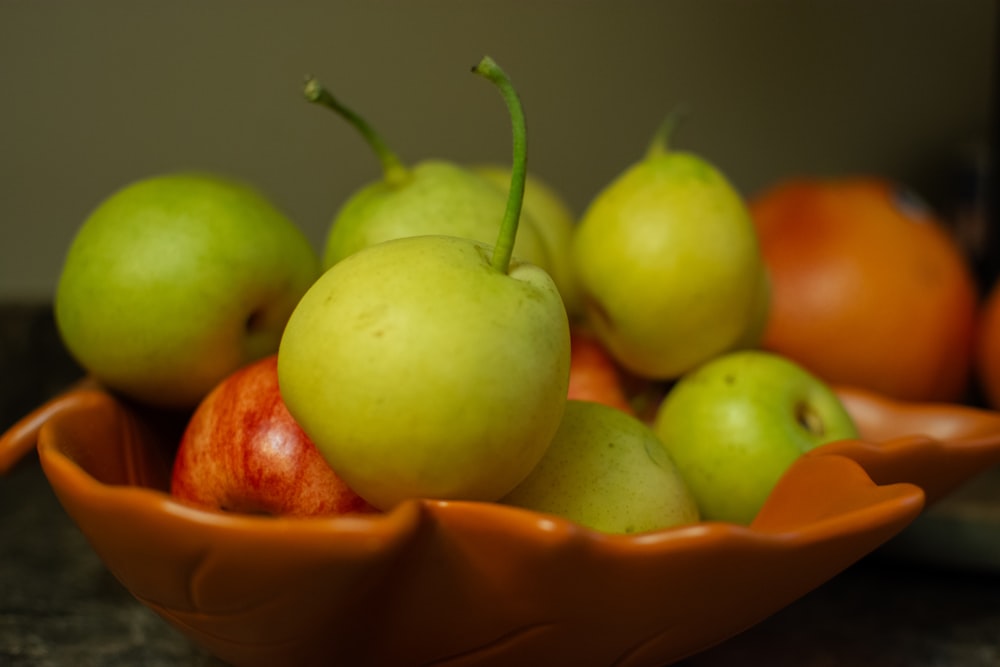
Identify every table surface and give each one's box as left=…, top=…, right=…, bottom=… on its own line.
left=3, top=303, right=1000, bottom=666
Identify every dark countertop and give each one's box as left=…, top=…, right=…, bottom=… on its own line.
left=3, top=303, right=1000, bottom=666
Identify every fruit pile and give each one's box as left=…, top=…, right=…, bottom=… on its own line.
left=52, top=56, right=989, bottom=533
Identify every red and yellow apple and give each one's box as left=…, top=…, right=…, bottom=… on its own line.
left=170, top=355, right=375, bottom=517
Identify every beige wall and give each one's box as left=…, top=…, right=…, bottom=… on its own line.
left=1, top=0, right=994, bottom=300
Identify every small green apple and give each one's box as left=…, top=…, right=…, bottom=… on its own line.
left=278, top=57, right=570, bottom=510
left=571, top=114, right=766, bottom=380
left=55, top=172, right=320, bottom=408
left=474, top=164, right=583, bottom=317
left=653, top=350, right=859, bottom=525
left=304, top=78, right=551, bottom=274
left=502, top=400, right=700, bottom=534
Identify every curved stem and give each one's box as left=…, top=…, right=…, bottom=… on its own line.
left=303, top=76, right=409, bottom=186
left=471, top=56, right=527, bottom=275
left=645, top=106, right=689, bottom=160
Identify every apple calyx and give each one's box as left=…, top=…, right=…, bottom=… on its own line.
left=471, top=55, right=527, bottom=276
left=303, top=75, right=410, bottom=187
left=796, top=401, right=826, bottom=438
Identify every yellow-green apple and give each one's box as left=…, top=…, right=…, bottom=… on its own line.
left=568, top=327, right=634, bottom=414
left=303, top=78, right=552, bottom=276
left=502, top=400, right=700, bottom=534
left=171, top=355, right=375, bottom=517
left=571, top=115, right=766, bottom=380
left=653, top=350, right=859, bottom=525
left=55, top=172, right=320, bottom=409
left=474, top=164, right=582, bottom=317
left=278, top=57, right=570, bottom=510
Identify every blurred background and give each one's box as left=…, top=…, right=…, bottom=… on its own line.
left=0, top=0, right=995, bottom=301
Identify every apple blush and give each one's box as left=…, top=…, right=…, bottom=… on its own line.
left=170, top=355, right=375, bottom=517
left=567, top=327, right=634, bottom=415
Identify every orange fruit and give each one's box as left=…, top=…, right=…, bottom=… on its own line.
left=567, top=327, right=635, bottom=414
left=750, top=177, right=978, bottom=403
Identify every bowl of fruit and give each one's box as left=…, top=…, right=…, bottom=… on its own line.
left=9, top=376, right=1000, bottom=667
left=5, top=57, right=1000, bottom=667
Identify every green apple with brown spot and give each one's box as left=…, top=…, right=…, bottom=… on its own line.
left=55, top=173, right=320, bottom=409
left=653, top=350, right=859, bottom=525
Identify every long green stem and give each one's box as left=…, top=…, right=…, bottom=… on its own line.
left=645, top=106, right=689, bottom=160
left=303, top=76, right=409, bottom=186
left=471, top=56, right=527, bottom=275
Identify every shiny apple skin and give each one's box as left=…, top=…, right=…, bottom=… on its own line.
left=170, top=355, right=375, bottom=517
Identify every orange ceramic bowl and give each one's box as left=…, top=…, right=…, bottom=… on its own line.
left=4, top=384, right=1000, bottom=667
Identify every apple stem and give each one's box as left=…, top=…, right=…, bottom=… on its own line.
left=645, top=106, right=689, bottom=161
left=471, top=56, right=527, bottom=275
left=303, top=76, right=410, bottom=187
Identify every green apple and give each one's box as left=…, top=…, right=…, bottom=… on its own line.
left=55, top=172, right=320, bottom=409
left=502, top=400, right=700, bottom=534
left=278, top=57, right=570, bottom=510
left=571, top=114, right=766, bottom=380
left=474, top=164, right=583, bottom=317
left=652, top=350, right=859, bottom=525
left=304, top=77, right=552, bottom=275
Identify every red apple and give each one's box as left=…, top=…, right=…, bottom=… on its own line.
left=568, top=327, right=634, bottom=414
left=170, top=355, right=376, bottom=517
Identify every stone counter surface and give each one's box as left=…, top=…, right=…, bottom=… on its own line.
left=2, top=303, right=1000, bottom=666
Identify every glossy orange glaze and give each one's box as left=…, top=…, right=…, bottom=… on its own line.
left=3, top=384, right=1000, bottom=666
